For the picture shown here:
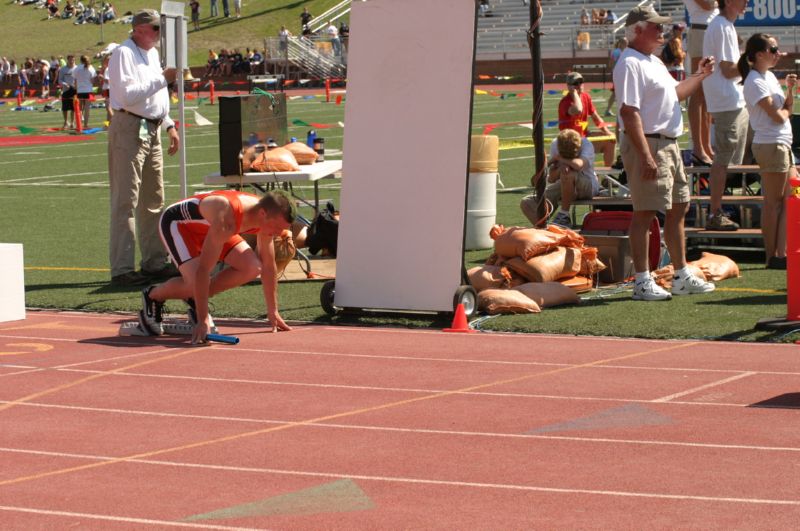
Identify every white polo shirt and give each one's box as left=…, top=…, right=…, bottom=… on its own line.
left=683, top=0, right=718, bottom=25
left=613, top=47, right=683, bottom=139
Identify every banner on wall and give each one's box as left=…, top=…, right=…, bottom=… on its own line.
left=686, top=2, right=800, bottom=26
left=738, top=1, right=800, bottom=26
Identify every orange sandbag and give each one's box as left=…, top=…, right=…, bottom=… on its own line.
left=560, top=275, right=593, bottom=293
left=478, top=289, right=541, bottom=315
left=467, top=265, right=508, bottom=292
left=546, top=224, right=585, bottom=249
left=273, top=230, right=296, bottom=275
left=490, top=225, right=562, bottom=260
left=513, top=282, right=580, bottom=308
left=653, top=264, right=706, bottom=290
left=690, top=252, right=740, bottom=281
left=284, top=141, right=319, bottom=165
left=240, top=144, right=266, bottom=172
left=578, top=246, right=606, bottom=276
left=251, top=147, right=300, bottom=172
left=504, top=247, right=581, bottom=283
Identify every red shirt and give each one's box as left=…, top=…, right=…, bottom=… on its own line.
left=558, top=92, right=596, bottom=137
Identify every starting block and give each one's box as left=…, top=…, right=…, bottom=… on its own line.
left=118, top=319, right=218, bottom=337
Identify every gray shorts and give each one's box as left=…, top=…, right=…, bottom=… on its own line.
left=711, top=107, right=749, bottom=168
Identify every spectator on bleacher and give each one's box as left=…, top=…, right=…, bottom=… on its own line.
left=339, top=20, right=349, bottom=50
left=576, top=31, right=591, bottom=51
left=614, top=5, right=716, bottom=301
left=663, top=23, right=687, bottom=81
left=250, top=48, right=263, bottom=74
left=326, top=20, right=341, bottom=56
left=520, top=128, right=599, bottom=228
left=209, top=0, right=218, bottom=18
left=74, top=55, right=96, bottom=127
left=300, top=7, right=312, bottom=32
left=0, top=58, right=9, bottom=81
left=190, top=0, right=200, bottom=31
left=279, top=25, right=291, bottom=56
left=702, top=0, right=748, bottom=231
left=604, top=37, right=627, bottom=116
left=580, top=8, right=590, bottom=26
left=606, top=9, right=617, bottom=24
left=739, top=33, right=796, bottom=269
left=558, top=72, right=616, bottom=166
left=204, top=49, right=218, bottom=77
left=684, top=0, right=718, bottom=167
left=57, top=54, right=76, bottom=129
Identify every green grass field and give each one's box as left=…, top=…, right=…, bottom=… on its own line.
left=0, top=0, right=342, bottom=68
left=0, top=84, right=792, bottom=342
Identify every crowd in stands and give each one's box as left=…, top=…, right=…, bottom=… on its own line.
left=580, top=8, right=618, bottom=25
left=16, top=0, right=118, bottom=24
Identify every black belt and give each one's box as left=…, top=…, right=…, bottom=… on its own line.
left=690, top=23, right=707, bottom=30
left=644, top=133, right=677, bottom=141
left=117, top=108, right=163, bottom=127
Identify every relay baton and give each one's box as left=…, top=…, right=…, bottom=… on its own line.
left=206, top=333, right=240, bottom=345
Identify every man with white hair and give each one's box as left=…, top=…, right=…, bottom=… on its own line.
left=613, top=6, right=716, bottom=301
left=106, top=9, right=180, bottom=286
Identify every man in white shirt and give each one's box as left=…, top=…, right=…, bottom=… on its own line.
left=326, top=20, right=341, bottom=56
left=106, top=9, right=180, bottom=286
left=702, top=0, right=749, bottom=231
left=614, top=6, right=715, bottom=301
left=683, top=0, right=718, bottom=165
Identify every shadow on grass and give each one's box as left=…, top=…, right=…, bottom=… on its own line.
left=695, top=294, right=785, bottom=306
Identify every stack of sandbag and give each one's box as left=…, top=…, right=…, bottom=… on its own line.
left=653, top=252, right=740, bottom=290
left=242, top=144, right=301, bottom=172
left=469, top=224, right=606, bottom=315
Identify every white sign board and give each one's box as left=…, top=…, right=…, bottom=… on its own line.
left=0, top=244, right=25, bottom=322
left=334, top=0, right=477, bottom=313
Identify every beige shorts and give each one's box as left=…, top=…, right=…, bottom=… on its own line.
left=621, top=133, right=690, bottom=212
left=544, top=173, right=595, bottom=205
left=711, top=108, right=749, bottom=167
left=752, top=143, right=793, bottom=173
left=688, top=27, right=704, bottom=62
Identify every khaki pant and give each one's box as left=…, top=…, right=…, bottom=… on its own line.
left=620, top=133, right=689, bottom=212
left=108, top=111, right=168, bottom=277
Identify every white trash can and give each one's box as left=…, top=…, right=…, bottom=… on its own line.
left=465, top=135, right=499, bottom=250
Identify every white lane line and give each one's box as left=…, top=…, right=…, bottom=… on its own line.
left=0, top=506, right=261, bottom=530
left=0, top=448, right=798, bottom=506
left=652, top=372, right=758, bottom=403
left=4, top=401, right=800, bottom=453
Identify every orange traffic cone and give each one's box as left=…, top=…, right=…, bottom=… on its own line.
left=74, top=95, right=82, bottom=133
left=325, top=78, right=331, bottom=103
left=209, top=80, right=215, bottom=105
left=443, top=304, right=476, bottom=333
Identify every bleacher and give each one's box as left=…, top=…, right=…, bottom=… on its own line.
left=476, top=0, right=649, bottom=60
left=476, top=0, right=799, bottom=60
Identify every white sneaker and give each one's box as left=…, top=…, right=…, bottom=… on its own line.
left=671, top=274, right=715, bottom=296
left=633, top=279, right=672, bottom=301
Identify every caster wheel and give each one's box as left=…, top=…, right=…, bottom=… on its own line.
left=453, top=286, right=477, bottom=317
left=320, top=280, right=338, bottom=315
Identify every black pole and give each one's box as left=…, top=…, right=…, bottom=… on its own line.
left=527, top=0, right=546, bottom=227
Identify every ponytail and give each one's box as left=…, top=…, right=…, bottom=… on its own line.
left=737, top=53, right=750, bottom=85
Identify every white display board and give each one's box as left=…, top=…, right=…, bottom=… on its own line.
left=0, top=244, right=25, bottom=322
left=334, top=0, right=477, bottom=313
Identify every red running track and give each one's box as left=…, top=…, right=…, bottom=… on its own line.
left=1, top=310, right=799, bottom=529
